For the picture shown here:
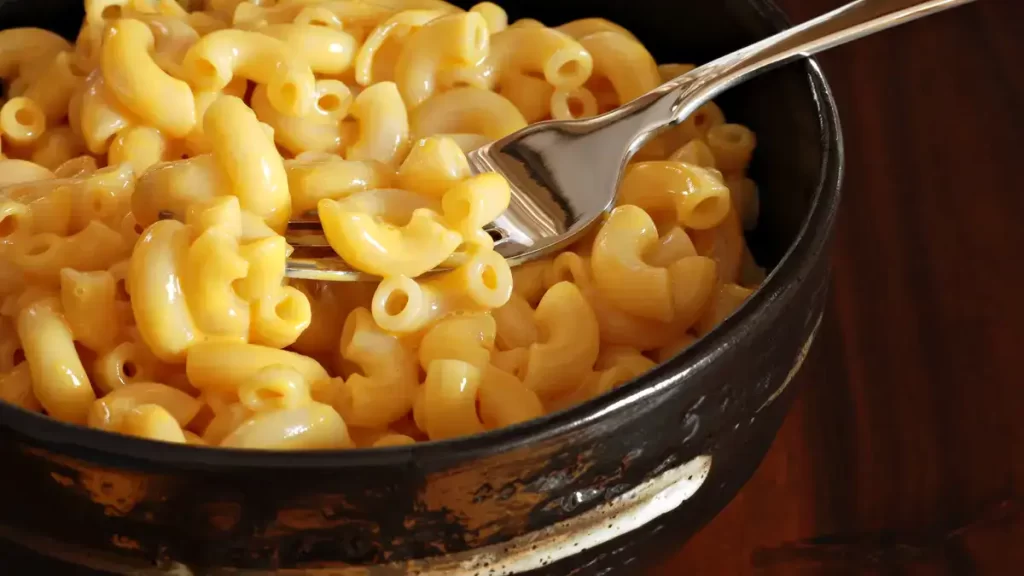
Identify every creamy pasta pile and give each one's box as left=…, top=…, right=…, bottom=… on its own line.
left=0, top=0, right=763, bottom=449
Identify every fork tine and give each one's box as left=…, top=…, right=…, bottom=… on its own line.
left=287, top=220, right=324, bottom=231
left=285, top=232, right=333, bottom=249
left=285, top=256, right=375, bottom=282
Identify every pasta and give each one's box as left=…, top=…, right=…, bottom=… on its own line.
left=0, top=0, right=763, bottom=449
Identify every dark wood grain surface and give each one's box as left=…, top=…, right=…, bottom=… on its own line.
left=656, top=0, right=1023, bottom=573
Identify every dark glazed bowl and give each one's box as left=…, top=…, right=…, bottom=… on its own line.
left=0, top=0, right=842, bottom=574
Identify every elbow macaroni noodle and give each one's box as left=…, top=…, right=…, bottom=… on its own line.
left=0, top=0, right=765, bottom=448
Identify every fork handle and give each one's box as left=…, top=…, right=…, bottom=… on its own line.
left=619, top=0, right=976, bottom=152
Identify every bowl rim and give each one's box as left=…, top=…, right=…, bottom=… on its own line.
left=0, top=0, right=844, bottom=470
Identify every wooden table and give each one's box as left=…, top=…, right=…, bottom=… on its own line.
left=656, top=0, right=1023, bottom=573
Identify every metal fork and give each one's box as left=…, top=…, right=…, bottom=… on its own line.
left=285, top=0, right=974, bottom=282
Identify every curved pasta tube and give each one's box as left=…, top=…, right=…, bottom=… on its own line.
left=30, top=127, right=86, bottom=171
left=644, top=226, right=698, bottom=268
left=420, top=359, right=485, bottom=440
left=108, top=126, right=179, bottom=175
left=0, top=160, right=53, bottom=189
left=545, top=365, right=636, bottom=413
left=579, top=31, right=660, bottom=104
left=674, top=101, right=727, bottom=148
left=186, top=341, right=334, bottom=399
left=706, top=123, right=757, bottom=173
left=394, top=12, right=489, bottom=109
left=117, top=404, right=188, bottom=443
left=669, top=138, right=717, bottom=169
left=201, top=402, right=253, bottom=445
left=60, top=269, right=123, bottom=353
left=492, top=292, right=538, bottom=351
left=0, top=326, right=23, bottom=373
left=355, top=9, right=444, bottom=86
left=488, top=26, right=592, bottom=90
left=183, top=430, right=206, bottom=445
left=561, top=347, right=660, bottom=409
left=431, top=39, right=496, bottom=84
left=499, top=72, right=554, bottom=124
left=0, top=28, right=71, bottom=79
left=411, top=87, right=526, bottom=141
left=101, top=19, right=196, bottom=138
left=237, top=365, right=313, bottom=412
left=477, top=364, right=543, bottom=429
left=3, top=163, right=135, bottom=240
left=655, top=334, right=697, bottom=364
left=441, top=133, right=492, bottom=153
left=441, top=173, right=510, bottom=237
left=418, top=313, right=496, bottom=371
left=596, top=345, right=657, bottom=375
left=367, top=0, right=461, bottom=12
left=93, top=340, right=168, bottom=394
left=591, top=205, right=673, bottom=322
left=545, top=251, right=676, bottom=351
left=257, top=24, right=357, bottom=76
left=52, top=156, right=98, bottom=180
left=220, top=402, right=352, bottom=449
left=182, top=81, right=245, bottom=155
left=555, top=18, right=639, bottom=41
left=84, top=0, right=131, bottom=25
left=131, top=13, right=201, bottom=79
left=70, top=163, right=136, bottom=231
left=286, top=156, right=391, bottom=215
left=691, top=206, right=744, bottom=284
left=346, top=82, right=410, bottom=166
left=334, top=307, right=418, bottom=428
left=397, top=137, right=470, bottom=199
left=205, top=96, right=292, bottom=232
left=319, top=190, right=461, bottom=278
left=0, top=363, right=41, bottom=412
left=695, top=283, right=755, bottom=336
left=293, top=5, right=345, bottom=29
left=550, top=85, right=599, bottom=120
left=17, top=297, right=95, bottom=423
left=182, top=223, right=251, bottom=341
left=73, top=22, right=104, bottom=74
left=668, top=255, right=719, bottom=331
left=371, top=248, right=512, bottom=333
left=470, top=2, right=506, bottom=33
left=250, top=82, right=352, bottom=156
left=129, top=220, right=203, bottom=362
left=14, top=222, right=131, bottom=285
left=171, top=196, right=309, bottom=350
left=87, top=382, right=202, bottom=431
left=79, top=70, right=138, bottom=155
left=367, top=432, right=417, bottom=448
left=0, top=97, right=46, bottom=145
left=726, top=175, right=759, bottom=232
left=239, top=241, right=312, bottom=349
left=619, top=161, right=732, bottom=231
left=508, top=258, right=549, bottom=306
left=0, top=195, right=60, bottom=248
left=22, top=51, right=79, bottom=124
left=182, top=29, right=316, bottom=116
left=521, top=281, right=600, bottom=399
left=234, top=0, right=396, bottom=31
left=131, top=154, right=226, bottom=227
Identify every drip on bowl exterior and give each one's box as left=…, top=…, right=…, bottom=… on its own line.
left=0, top=0, right=843, bottom=574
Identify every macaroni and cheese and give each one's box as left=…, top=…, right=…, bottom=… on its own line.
left=0, top=0, right=764, bottom=449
